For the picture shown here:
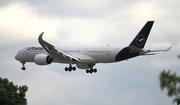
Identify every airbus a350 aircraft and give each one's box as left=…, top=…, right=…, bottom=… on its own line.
left=15, top=21, right=171, bottom=73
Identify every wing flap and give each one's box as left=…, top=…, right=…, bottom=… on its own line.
left=54, top=47, right=80, bottom=61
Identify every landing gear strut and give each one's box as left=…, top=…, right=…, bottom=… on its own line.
left=65, top=64, right=76, bottom=72
left=86, top=64, right=97, bottom=74
left=21, top=62, right=26, bottom=70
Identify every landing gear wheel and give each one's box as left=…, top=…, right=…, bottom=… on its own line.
left=65, top=67, right=69, bottom=71
left=90, top=69, right=93, bottom=74
left=86, top=68, right=97, bottom=74
left=21, top=62, right=26, bottom=70
left=21, top=67, right=26, bottom=70
left=65, top=64, right=76, bottom=72
left=94, top=69, right=97, bottom=73
left=86, top=64, right=97, bottom=74
left=86, top=69, right=89, bottom=73
left=72, top=67, right=76, bottom=71
left=69, top=67, right=72, bottom=71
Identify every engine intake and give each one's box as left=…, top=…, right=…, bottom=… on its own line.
left=34, top=54, right=53, bottom=65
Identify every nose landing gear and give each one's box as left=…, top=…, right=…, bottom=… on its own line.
left=21, top=62, right=26, bottom=70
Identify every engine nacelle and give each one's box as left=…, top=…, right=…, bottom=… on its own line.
left=34, top=54, right=53, bottom=65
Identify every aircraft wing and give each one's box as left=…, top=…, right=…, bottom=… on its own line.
left=38, top=32, right=80, bottom=62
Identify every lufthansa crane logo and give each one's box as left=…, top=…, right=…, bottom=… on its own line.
left=136, top=34, right=145, bottom=46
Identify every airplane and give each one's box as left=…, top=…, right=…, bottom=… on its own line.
left=15, top=21, right=171, bottom=73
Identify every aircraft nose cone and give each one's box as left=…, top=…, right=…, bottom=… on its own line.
left=15, top=53, right=20, bottom=61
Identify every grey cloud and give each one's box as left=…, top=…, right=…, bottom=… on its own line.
left=0, top=0, right=149, bottom=18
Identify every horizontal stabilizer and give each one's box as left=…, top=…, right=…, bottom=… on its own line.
left=149, top=46, right=172, bottom=52
left=140, top=46, right=172, bottom=56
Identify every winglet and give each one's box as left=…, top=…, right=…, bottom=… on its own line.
left=38, top=32, right=44, bottom=41
left=38, top=32, right=53, bottom=53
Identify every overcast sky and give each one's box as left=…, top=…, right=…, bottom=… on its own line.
left=0, top=0, right=180, bottom=105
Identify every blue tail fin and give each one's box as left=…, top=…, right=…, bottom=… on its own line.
left=129, top=21, right=154, bottom=48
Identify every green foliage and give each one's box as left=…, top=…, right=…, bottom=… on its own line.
left=0, top=77, right=28, bottom=105
left=160, top=70, right=180, bottom=96
left=178, top=54, right=180, bottom=59
left=160, top=70, right=180, bottom=104
left=159, top=54, right=180, bottom=104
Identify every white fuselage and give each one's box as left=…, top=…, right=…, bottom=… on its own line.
left=15, top=46, right=122, bottom=64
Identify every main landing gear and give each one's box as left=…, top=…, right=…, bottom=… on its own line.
left=86, top=64, right=97, bottom=74
left=21, top=62, right=26, bottom=70
left=65, top=64, right=76, bottom=72
left=86, top=68, right=97, bottom=74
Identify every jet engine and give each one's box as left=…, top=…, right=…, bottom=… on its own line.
left=34, top=54, right=53, bottom=65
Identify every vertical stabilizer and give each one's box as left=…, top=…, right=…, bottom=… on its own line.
left=129, top=21, right=154, bottom=48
